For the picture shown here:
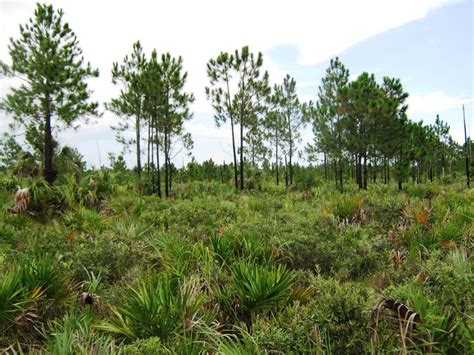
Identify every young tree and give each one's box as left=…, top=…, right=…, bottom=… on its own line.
left=279, top=75, right=306, bottom=186
left=142, top=50, right=194, bottom=198
left=339, top=72, right=384, bottom=189
left=206, top=46, right=269, bottom=190
left=107, top=41, right=147, bottom=181
left=0, top=3, right=99, bottom=183
left=158, top=53, right=194, bottom=198
left=206, top=52, right=239, bottom=189
left=264, top=85, right=287, bottom=185
left=311, top=58, right=349, bottom=190
left=142, top=50, right=163, bottom=196
left=0, top=135, right=23, bottom=169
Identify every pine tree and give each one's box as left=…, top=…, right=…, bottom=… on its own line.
left=0, top=3, right=99, bottom=183
left=311, top=58, right=349, bottom=190
left=107, top=41, right=147, bottom=181
left=264, top=84, right=287, bottom=185
left=206, top=46, right=269, bottom=190
left=206, top=52, right=239, bottom=189
left=279, top=75, right=306, bottom=187
left=158, top=53, right=194, bottom=198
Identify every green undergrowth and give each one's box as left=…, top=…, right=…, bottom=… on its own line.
left=0, top=175, right=472, bottom=353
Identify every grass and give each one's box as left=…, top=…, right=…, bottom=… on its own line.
left=0, top=172, right=472, bottom=352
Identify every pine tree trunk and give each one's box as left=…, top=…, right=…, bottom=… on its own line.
left=168, top=156, right=172, bottom=191
left=284, top=155, right=289, bottom=188
left=324, top=153, right=328, bottom=181
left=240, top=118, right=244, bottom=190
left=230, top=116, right=238, bottom=190
left=355, top=153, right=360, bottom=187
left=164, top=126, right=169, bottom=198
left=155, top=123, right=162, bottom=198
left=147, top=123, right=151, bottom=176
left=226, top=75, right=238, bottom=190
left=136, top=116, right=141, bottom=179
left=150, top=121, right=155, bottom=193
left=289, top=140, right=293, bottom=185
left=373, top=159, right=377, bottom=183
left=333, top=158, right=338, bottom=189
left=363, top=153, right=368, bottom=190
left=338, top=157, right=343, bottom=191
left=275, top=133, right=279, bottom=186
left=44, top=97, right=55, bottom=184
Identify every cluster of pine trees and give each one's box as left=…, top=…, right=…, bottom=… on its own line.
left=0, top=3, right=470, bottom=196
left=307, top=58, right=465, bottom=191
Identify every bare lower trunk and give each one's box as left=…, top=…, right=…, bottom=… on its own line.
left=230, top=117, right=238, bottom=190
left=338, top=157, right=343, bottom=191
left=164, top=126, right=169, bottom=198
left=136, top=116, right=141, bottom=179
left=240, top=118, right=244, bottom=190
left=275, top=132, right=279, bottom=185
left=44, top=97, right=55, bottom=184
left=324, top=153, right=328, bottom=181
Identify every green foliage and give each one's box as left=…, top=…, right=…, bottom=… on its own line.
left=0, top=272, right=27, bottom=333
left=0, top=168, right=471, bottom=351
left=43, top=310, right=118, bottom=353
left=330, top=194, right=364, bottom=221
left=98, top=275, right=206, bottom=341
left=229, top=261, right=295, bottom=324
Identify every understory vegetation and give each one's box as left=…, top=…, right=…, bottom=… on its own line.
left=0, top=169, right=472, bottom=353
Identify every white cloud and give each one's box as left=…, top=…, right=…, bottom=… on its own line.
left=1, top=0, right=454, bottom=107
left=407, top=91, right=472, bottom=114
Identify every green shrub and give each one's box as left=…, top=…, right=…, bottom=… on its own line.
left=98, top=275, right=207, bottom=341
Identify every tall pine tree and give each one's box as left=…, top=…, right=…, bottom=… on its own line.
left=0, top=3, right=99, bottom=183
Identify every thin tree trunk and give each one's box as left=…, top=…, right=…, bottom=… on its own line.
left=355, top=153, right=360, bottom=187
left=155, top=121, right=162, bottom=198
left=136, top=116, right=141, bottom=179
left=164, top=125, right=169, bottom=198
left=363, top=153, right=368, bottom=190
left=240, top=113, right=244, bottom=190
left=373, top=158, right=377, bottom=183
left=338, top=157, right=343, bottom=191
left=151, top=119, right=155, bottom=193
left=168, top=156, right=172, bottom=191
left=44, top=96, right=55, bottom=184
left=230, top=116, right=238, bottom=190
left=224, top=73, right=238, bottom=190
left=289, top=138, right=293, bottom=185
left=387, top=161, right=390, bottom=182
left=429, top=161, right=433, bottom=182
left=284, top=155, right=289, bottom=188
left=147, top=122, right=151, bottom=175
left=275, top=131, right=279, bottom=185
left=324, top=153, right=328, bottom=181
left=463, top=104, right=470, bottom=187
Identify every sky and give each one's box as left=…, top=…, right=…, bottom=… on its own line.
left=0, top=0, right=472, bottom=168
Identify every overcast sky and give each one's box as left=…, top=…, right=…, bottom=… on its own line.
left=1, top=0, right=472, bottom=168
